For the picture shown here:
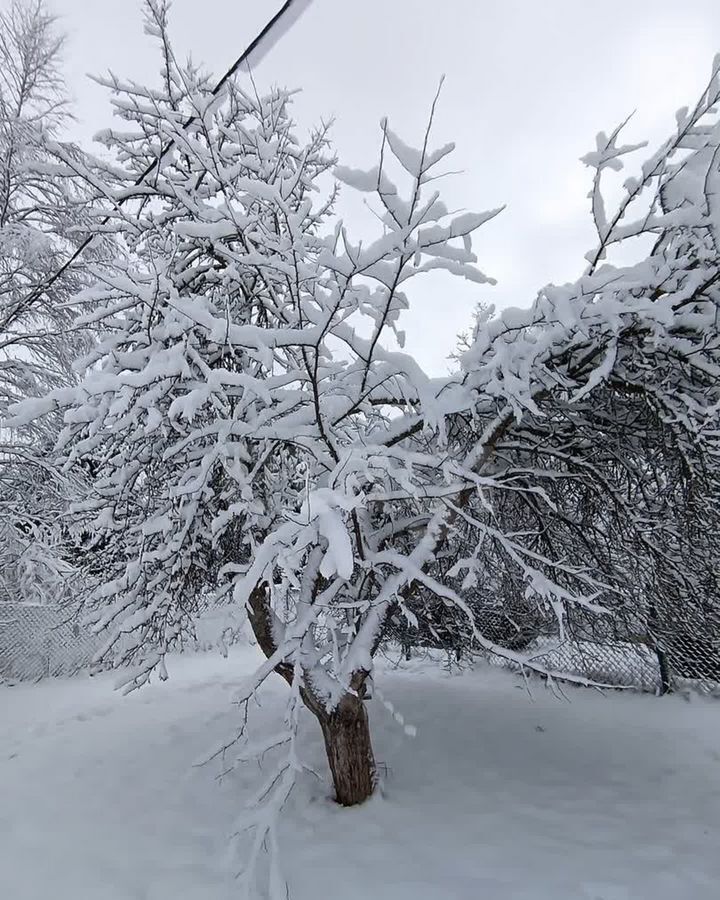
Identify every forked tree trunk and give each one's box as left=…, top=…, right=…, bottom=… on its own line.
left=318, top=693, right=376, bottom=806
left=246, top=583, right=376, bottom=807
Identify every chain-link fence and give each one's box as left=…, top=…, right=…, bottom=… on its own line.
left=0, top=603, right=100, bottom=681
left=480, top=635, right=662, bottom=692
left=387, top=601, right=720, bottom=696
left=3, top=596, right=718, bottom=695
left=0, top=601, right=247, bottom=683
left=513, top=602, right=720, bottom=695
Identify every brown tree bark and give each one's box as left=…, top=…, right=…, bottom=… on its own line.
left=246, top=581, right=376, bottom=806
left=319, top=692, right=376, bottom=806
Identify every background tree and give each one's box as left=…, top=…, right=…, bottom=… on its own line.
left=0, top=0, right=97, bottom=606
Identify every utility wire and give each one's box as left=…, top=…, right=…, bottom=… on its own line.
left=18, top=0, right=311, bottom=311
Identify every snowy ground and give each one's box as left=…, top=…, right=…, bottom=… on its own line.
left=1, top=646, right=719, bottom=900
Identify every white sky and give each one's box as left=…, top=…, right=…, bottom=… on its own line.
left=52, top=0, right=720, bottom=374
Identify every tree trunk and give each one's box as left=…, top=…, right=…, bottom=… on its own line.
left=247, top=582, right=376, bottom=806
left=319, top=694, right=376, bottom=806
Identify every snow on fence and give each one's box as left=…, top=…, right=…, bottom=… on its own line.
left=0, top=601, right=247, bottom=683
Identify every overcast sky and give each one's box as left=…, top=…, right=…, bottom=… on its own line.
left=52, top=0, right=720, bottom=374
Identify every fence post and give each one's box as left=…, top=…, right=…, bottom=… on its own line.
left=44, top=631, right=51, bottom=679
left=648, top=603, right=672, bottom=695
left=655, top=643, right=672, bottom=695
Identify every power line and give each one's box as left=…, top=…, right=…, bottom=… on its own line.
left=19, top=0, right=313, bottom=311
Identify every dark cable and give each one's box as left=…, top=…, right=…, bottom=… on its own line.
left=18, top=0, right=306, bottom=310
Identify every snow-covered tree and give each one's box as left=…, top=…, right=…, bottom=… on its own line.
left=0, top=0, right=96, bottom=605
left=13, top=8, right=720, bottom=893
left=448, top=77, right=720, bottom=682
left=14, top=4, right=512, bottom=802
